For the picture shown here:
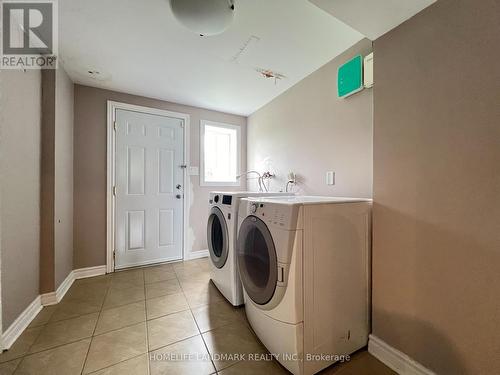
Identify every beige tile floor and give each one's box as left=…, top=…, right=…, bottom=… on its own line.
left=0, top=258, right=395, bottom=375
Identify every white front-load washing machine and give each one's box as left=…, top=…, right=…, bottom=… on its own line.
left=237, top=196, right=372, bottom=374
left=207, top=191, right=293, bottom=306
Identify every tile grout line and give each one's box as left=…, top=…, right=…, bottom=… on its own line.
left=150, top=261, right=218, bottom=372
left=79, top=269, right=151, bottom=374
left=148, top=332, right=202, bottom=355
left=182, top=266, right=230, bottom=374
left=16, top=338, right=94, bottom=363
left=185, top=262, right=262, bottom=372
left=13, top=302, right=65, bottom=373
left=10, top=309, right=233, bottom=369
left=11, top=304, right=57, bottom=372
left=101, top=297, right=146, bottom=313
left=102, top=297, right=146, bottom=311
left=7, top=287, right=110, bottom=360
left=6, top=259, right=222, bottom=374
left=80, top=273, right=113, bottom=375
left=38, top=309, right=102, bottom=330
left=187, top=295, right=218, bottom=373
left=93, top=319, right=147, bottom=338
left=83, top=353, right=146, bottom=375
left=7, top=358, right=21, bottom=374
left=159, top=260, right=219, bottom=373
left=44, top=278, right=110, bottom=326
left=145, top=307, right=191, bottom=323
left=143, top=268, right=152, bottom=375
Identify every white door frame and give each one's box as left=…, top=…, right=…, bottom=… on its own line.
left=106, top=101, right=190, bottom=273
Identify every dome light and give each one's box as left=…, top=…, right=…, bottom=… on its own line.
left=169, top=0, right=235, bottom=37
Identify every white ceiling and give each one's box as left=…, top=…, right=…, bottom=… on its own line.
left=59, top=0, right=364, bottom=116
left=309, top=0, right=436, bottom=40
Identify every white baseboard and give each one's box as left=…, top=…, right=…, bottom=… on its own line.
left=188, top=249, right=209, bottom=260
left=40, top=292, right=57, bottom=306
left=3, top=265, right=106, bottom=350
left=368, top=334, right=435, bottom=375
left=73, top=265, right=106, bottom=279
left=40, top=269, right=75, bottom=306
left=40, top=265, right=107, bottom=306
left=2, top=296, right=42, bottom=350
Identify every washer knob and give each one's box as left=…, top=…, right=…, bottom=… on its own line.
left=250, top=203, right=258, bottom=214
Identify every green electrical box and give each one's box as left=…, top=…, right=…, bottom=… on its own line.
left=337, top=55, right=363, bottom=98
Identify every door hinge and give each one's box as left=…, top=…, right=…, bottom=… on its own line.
left=113, top=121, right=117, bottom=131
left=113, top=250, right=116, bottom=260
left=113, top=186, right=117, bottom=196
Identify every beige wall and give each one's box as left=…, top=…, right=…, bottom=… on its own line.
left=0, top=70, right=41, bottom=328
left=40, top=65, right=74, bottom=293
left=372, top=0, right=500, bottom=373
left=54, top=67, right=74, bottom=288
left=247, top=39, right=373, bottom=197
left=40, top=70, right=56, bottom=293
left=73, top=85, right=247, bottom=268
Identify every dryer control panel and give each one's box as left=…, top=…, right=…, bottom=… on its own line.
left=241, top=199, right=301, bottom=230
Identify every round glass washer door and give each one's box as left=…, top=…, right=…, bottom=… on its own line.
left=237, top=215, right=277, bottom=305
left=207, top=207, right=229, bottom=268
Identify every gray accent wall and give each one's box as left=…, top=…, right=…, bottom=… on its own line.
left=0, top=70, right=42, bottom=328
left=372, top=0, right=500, bottom=373
left=73, top=86, right=247, bottom=269
left=247, top=39, right=373, bottom=197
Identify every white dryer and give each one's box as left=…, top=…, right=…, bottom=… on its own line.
left=207, top=191, right=293, bottom=306
left=237, top=196, right=372, bottom=375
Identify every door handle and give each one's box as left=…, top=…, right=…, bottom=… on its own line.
left=176, top=194, right=182, bottom=199
left=176, top=184, right=182, bottom=190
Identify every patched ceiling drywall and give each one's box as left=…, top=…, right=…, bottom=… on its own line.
left=59, top=0, right=364, bottom=115
left=60, top=0, right=435, bottom=115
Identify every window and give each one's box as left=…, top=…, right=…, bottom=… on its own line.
left=200, top=120, right=241, bottom=186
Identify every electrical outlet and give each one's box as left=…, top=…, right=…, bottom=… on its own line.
left=326, top=171, right=335, bottom=185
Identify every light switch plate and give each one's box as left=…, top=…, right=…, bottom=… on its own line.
left=189, top=166, right=199, bottom=176
left=326, top=171, right=335, bottom=185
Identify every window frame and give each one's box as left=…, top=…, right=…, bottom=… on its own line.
left=200, top=119, right=241, bottom=187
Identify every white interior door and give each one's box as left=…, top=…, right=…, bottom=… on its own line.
left=115, top=108, right=184, bottom=269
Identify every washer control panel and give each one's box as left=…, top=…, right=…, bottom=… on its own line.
left=209, top=192, right=232, bottom=206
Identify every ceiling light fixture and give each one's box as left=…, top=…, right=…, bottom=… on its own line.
left=169, top=0, right=235, bottom=37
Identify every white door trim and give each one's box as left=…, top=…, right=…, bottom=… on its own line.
left=106, top=101, right=190, bottom=273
